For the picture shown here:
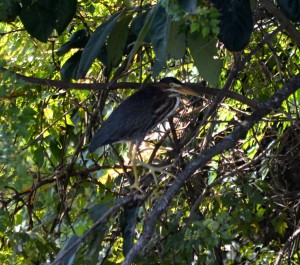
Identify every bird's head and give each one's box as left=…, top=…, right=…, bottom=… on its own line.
left=158, top=77, right=199, bottom=97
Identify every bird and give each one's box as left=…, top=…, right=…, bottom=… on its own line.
left=88, top=77, right=199, bottom=153
left=88, top=77, right=199, bottom=191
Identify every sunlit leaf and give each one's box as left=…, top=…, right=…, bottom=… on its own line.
left=167, top=21, right=186, bottom=59
left=187, top=32, right=223, bottom=86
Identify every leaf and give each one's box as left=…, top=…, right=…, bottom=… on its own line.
left=60, top=51, right=82, bottom=81
left=278, top=0, right=300, bottom=22
left=33, top=147, right=44, bottom=168
left=84, top=201, right=115, bottom=263
left=76, top=12, right=123, bottom=79
left=19, top=0, right=76, bottom=41
left=178, top=0, right=197, bottom=14
left=19, top=0, right=57, bottom=42
left=211, top=0, right=253, bottom=51
left=120, top=203, right=139, bottom=256
left=187, top=32, right=223, bottom=86
left=54, top=235, right=80, bottom=265
left=85, top=227, right=107, bottom=265
left=49, top=138, right=63, bottom=163
left=55, top=0, right=77, bottom=34
left=88, top=201, right=113, bottom=222
left=0, top=0, right=20, bottom=22
left=168, top=21, right=187, bottom=60
left=106, top=14, right=132, bottom=68
left=56, top=30, right=89, bottom=56
left=149, top=5, right=171, bottom=76
left=130, top=11, right=149, bottom=41
left=125, top=8, right=156, bottom=71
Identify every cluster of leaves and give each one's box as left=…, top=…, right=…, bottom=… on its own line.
left=0, top=0, right=300, bottom=265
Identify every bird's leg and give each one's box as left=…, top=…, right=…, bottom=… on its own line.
left=128, top=141, right=144, bottom=193
left=135, top=142, right=175, bottom=186
left=129, top=141, right=175, bottom=191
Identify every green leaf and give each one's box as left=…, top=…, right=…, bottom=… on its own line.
left=0, top=0, right=20, bottom=22
left=130, top=11, right=149, bottom=41
left=56, top=30, right=89, bottom=56
left=120, top=203, right=139, bottom=256
left=106, top=14, right=132, bottom=68
left=19, top=0, right=57, bottom=42
left=187, top=32, right=223, bottom=86
left=178, top=0, right=197, bottom=14
left=60, top=51, right=82, bottom=81
left=278, top=0, right=300, bottom=22
left=49, top=139, right=63, bottom=163
left=19, top=106, right=37, bottom=123
left=168, top=21, right=186, bottom=60
left=211, top=0, right=253, bottom=51
left=88, top=201, right=114, bottom=222
left=85, top=227, right=107, bottom=264
left=54, top=235, right=80, bottom=265
left=55, top=0, right=77, bottom=34
left=76, top=12, right=123, bottom=79
left=125, top=8, right=156, bottom=71
left=19, top=0, right=76, bottom=41
left=149, top=5, right=171, bottom=76
left=168, top=21, right=186, bottom=59
left=33, top=147, right=44, bottom=168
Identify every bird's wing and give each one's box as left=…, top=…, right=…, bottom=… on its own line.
left=89, top=86, right=177, bottom=152
left=89, top=94, right=152, bottom=152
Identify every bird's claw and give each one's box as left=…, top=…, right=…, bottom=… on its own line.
left=129, top=181, right=144, bottom=194
left=137, top=160, right=175, bottom=185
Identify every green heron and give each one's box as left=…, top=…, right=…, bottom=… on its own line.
left=89, top=77, right=199, bottom=189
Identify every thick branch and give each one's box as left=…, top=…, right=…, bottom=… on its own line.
left=0, top=67, right=259, bottom=108
left=0, top=67, right=138, bottom=91
left=122, top=74, right=300, bottom=264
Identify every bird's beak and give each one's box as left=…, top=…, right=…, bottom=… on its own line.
left=170, top=82, right=200, bottom=97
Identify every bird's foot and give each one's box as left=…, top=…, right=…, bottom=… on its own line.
left=136, top=160, right=175, bottom=186
left=129, top=180, right=144, bottom=194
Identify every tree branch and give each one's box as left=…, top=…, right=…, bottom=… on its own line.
left=122, top=74, right=300, bottom=264
left=261, top=0, right=300, bottom=47
left=0, top=67, right=259, bottom=108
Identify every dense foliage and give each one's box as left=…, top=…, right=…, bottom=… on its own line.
left=0, top=0, right=300, bottom=264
